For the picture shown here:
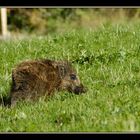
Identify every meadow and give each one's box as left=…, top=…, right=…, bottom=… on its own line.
left=0, top=22, right=140, bottom=132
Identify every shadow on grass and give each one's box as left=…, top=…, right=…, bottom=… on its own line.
left=0, top=95, right=11, bottom=107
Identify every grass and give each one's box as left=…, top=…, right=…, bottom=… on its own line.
left=0, top=22, right=140, bottom=132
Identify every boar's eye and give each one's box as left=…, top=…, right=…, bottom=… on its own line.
left=70, top=74, right=77, bottom=80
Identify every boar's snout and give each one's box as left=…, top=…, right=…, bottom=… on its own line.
left=73, top=84, right=87, bottom=95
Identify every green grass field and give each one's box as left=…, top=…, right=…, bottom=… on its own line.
left=0, top=22, right=140, bottom=132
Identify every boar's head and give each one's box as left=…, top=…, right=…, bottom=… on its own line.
left=56, top=61, right=87, bottom=94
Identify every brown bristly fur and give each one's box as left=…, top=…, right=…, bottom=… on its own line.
left=9, top=59, right=87, bottom=106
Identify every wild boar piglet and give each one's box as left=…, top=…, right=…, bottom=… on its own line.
left=10, top=59, right=87, bottom=105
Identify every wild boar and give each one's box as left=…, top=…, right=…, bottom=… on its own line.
left=9, top=59, right=87, bottom=105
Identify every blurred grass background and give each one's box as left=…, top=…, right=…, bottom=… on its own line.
left=0, top=8, right=140, bottom=35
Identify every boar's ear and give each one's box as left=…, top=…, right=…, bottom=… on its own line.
left=58, top=65, right=67, bottom=78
